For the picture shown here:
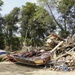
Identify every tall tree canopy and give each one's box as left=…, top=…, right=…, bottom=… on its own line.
left=37, top=0, right=75, bottom=37
left=20, top=2, right=56, bottom=46
left=0, top=0, right=5, bottom=49
left=4, top=7, right=20, bottom=50
left=37, top=0, right=64, bottom=31
left=57, top=0, right=75, bottom=36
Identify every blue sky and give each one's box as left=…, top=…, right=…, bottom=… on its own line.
left=1, top=0, right=37, bottom=16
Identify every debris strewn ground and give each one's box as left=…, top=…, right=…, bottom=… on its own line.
left=0, top=62, right=75, bottom=75
left=9, top=33, right=75, bottom=71
left=45, top=33, right=75, bottom=71
left=1, top=33, right=75, bottom=74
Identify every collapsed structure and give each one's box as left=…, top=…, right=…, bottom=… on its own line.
left=7, top=33, right=75, bottom=71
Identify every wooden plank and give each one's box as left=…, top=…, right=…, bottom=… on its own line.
left=55, top=47, right=75, bottom=61
left=50, top=41, right=63, bottom=53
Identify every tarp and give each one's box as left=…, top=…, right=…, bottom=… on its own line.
left=0, top=50, right=6, bottom=55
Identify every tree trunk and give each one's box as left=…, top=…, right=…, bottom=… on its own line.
left=46, top=2, right=64, bottom=31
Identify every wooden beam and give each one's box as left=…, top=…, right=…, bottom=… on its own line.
left=50, top=41, right=63, bottom=53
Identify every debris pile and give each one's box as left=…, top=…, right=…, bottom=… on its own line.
left=7, top=33, right=75, bottom=71
left=45, top=33, right=75, bottom=71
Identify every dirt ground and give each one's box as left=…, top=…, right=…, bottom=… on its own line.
left=0, top=62, right=75, bottom=75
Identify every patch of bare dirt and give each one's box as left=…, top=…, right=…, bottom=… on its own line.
left=0, top=62, right=39, bottom=75
left=0, top=62, right=75, bottom=75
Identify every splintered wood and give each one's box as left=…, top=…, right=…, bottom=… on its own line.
left=45, top=33, right=75, bottom=71
left=5, top=33, right=75, bottom=71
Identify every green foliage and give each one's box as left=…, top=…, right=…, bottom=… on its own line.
left=12, top=37, right=21, bottom=51
left=57, top=0, right=75, bottom=36
left=20, top=2, right=56, bottom=46
left=0, top=0, right=5, bottom=49
left=38, top=0, right=64, bottom=31
left=59, top=30, right=69, bottom=38
left=58, top=0, right=75, bottom=14
left=0, top=0, right=3, bottom=10
left=0, top=32, right=5, bottom=49
left=0, top=0, right=3, bottom=6
left=4, top=7, right=20, bottom=50
left=37, top=0, right=75, bottom=37
left=1, top=0, right=75, bottom=50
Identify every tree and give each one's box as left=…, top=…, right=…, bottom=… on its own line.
left=37, top=0, right=75, bottom=37
left=0, top=32, right=5, bottom=49
left=0, top=15, right=5, bottom=49
left=12, top=37, right=21, bottom=51
left=0, top=0, right=5, bottom=49
left=37, top=0, right=64, bottom=31
left=20, top=2, right=37, bottom=46
left=28, top=6, right=56, bottom=46
left=57, top=0, right=75, bottom=36
left=0, top=0, right=3, bottom=11
left=4, top=7, right=20, bottom=51
left=20, top=2, right=56, bottom=46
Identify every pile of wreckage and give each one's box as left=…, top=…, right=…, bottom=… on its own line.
left=7, top=33, right=75, bottom=71
left=45, top=33, right=75, bottom=71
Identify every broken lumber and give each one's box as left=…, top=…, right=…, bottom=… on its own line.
left=50, top=41, right=63, bottom=53
left=55, top=47, right=75, bottom=61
